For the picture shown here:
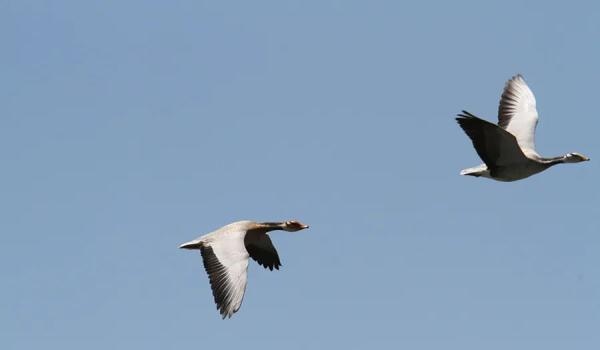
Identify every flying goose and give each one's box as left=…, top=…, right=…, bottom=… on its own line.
left=180, top=220, right=309, bottom=318
left=456, top=74, right=589, bottom=181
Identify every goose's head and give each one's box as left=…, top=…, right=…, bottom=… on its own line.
left=281, top=220, right=309, bottom=232
left=565, top=152, right=590, bottom=163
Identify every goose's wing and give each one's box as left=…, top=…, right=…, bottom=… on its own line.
left=244, top=230, right=281, bottom=271
left=456, top=111, right=528, bottom=167
left=199, top=232, right=249, bottom=318
left=497, top=74, right=539, bottom=155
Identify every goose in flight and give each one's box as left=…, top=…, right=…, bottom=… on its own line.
left=180, top=220, right=309, bottom=318
left=456, top=74, right=589, bottom=181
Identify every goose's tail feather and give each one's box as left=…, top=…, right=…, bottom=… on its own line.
left=460, top=164, right=489, bottom=177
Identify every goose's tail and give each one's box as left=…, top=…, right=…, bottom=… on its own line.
left=179, top=239, right=203, bottom=249
left=460, top=164, right=489, bottom=177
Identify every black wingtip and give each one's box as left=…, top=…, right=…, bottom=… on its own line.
left=457, top=110, right=477, bottom=118
left=456, top=112, right=471, bottom=125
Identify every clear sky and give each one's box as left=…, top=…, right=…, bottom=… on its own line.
left=2, top=1, right=599, bottom=349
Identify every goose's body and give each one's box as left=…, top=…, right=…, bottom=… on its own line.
left=180, top=220, right=309, bottom=318
left=457, top=75, right=589, bottom=182
left=459, top=159, right=550, bottom=182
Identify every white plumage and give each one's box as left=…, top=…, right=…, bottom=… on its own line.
left=180, top=220, right=309, bottom=318
left=498, top=75, right=539, bottom=157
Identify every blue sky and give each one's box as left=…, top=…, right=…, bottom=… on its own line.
left=1, top=1, right=599, bottom=349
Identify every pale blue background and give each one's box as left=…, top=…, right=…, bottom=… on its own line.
left=1, top=1, right=599, bottom=349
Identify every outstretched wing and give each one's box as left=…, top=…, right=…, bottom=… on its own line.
left=244, top=230, right=282, bottom=271
left=199, top=232, right=249, bottom=319
left=498, top=74, right=539, bottom=155
left=456, top=111, right=528, bottom=168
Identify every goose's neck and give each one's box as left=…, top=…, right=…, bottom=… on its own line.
left=539, top=155, right=567, bottom=166
left=258, top=222, right=286, bottom=232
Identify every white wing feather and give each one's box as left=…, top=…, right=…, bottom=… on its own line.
left=201, top=230, right=249, bottom=318
left=498, top=75, right=539, bottom=156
